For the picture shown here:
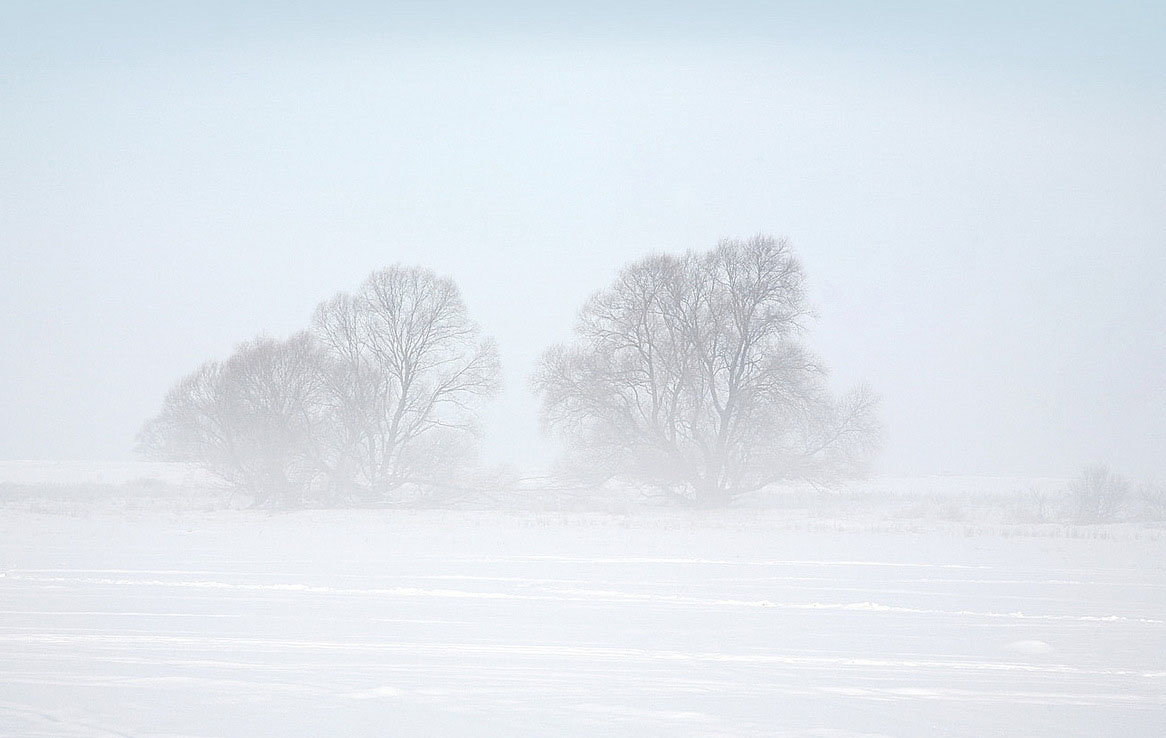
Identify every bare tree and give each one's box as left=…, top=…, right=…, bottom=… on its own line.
left=140, top=265, right=497, bottom=507
left=1069, top=464, right=1129, bottom=523
left=311, top=265, right=499, bottom=501
left=138, top=332, right=328, bottom=507
left=535, top=235, right=879, bottom=506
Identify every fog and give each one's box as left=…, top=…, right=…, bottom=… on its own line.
left=2, top=3, right=1164, bottom=737
left=3, top=2, right=1163, bottom=477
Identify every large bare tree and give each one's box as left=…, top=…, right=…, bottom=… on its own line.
left=535, top=235, right=879, bottom=506
left=311, top=265, right=499, bottom=500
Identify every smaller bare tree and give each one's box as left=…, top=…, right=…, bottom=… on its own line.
left=1069, top=464, right=1129, bottom=523
left=1136, top=480, right=1166, bottom=522
left=140, top=266, right=498, bottom=507
left=138, top=332, right=328, bottom=507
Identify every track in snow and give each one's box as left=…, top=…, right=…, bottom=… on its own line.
left=1, top=512, right=1163, bottom=736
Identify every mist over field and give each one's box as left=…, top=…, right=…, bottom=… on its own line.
left=2, top=2, right=1164, bottom=736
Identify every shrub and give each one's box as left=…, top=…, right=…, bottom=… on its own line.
left=1069, top=464, right=1129, bottom=523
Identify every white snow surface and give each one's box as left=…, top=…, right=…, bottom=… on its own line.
left=0, top=461, right=1067, bottom=496
left=0, top=509, right=1162, bottom=736
left=0, top=461, right=210, bottom=486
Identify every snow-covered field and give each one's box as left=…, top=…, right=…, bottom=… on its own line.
left=1, top=509, right=1163, bottom=737
left=0, top=462, right=207, bottom=487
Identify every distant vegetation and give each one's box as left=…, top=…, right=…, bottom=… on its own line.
left=140, top=235, right=880, bottom=508
left=535, top=235, right=880, bottom=506
left=139, top=265, right=498, bottom=507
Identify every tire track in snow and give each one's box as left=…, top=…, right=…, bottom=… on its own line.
left=1, top=632, right=1160, bottom=679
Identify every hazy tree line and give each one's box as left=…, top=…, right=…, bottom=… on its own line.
left=140, top=236, right=881, bottom=507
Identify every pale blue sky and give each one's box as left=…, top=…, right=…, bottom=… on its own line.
left=2, top=1, right=1164, bottom=476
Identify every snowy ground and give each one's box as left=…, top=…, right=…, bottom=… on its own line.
left=0, top=462, right=205, bottom=487
left=1, top=509, right=1163, bottom=737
